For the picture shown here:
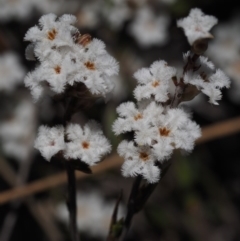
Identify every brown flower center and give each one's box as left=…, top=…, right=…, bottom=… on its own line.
left=84, top=61, right=95, bottom=70
left=134, top=113, right=143, bottom=121
left=139, top=152, right=149, bottom=161
left=82, top=141, right=90, bottom=149
left=159, top=127, right=170, bottom=137
left=152, top=80, right=160, bottom=87
left=54, top=65, right=61, bottom=74
left=49, top=140, right=55, bottom=146
left=47, top=29, right=57, bottom=40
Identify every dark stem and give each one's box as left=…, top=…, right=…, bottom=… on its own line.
left=120, top=176, right=142, bottom=241
left=66, top=163, right=79, bottom=241
left=119, top=161, right=172, bottom=241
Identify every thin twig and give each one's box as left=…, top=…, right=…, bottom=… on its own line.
left=0, top=155, right=33, bottom=241
left=0, top=154, right=123, bottom=205
left=0, top=158, right=63, bottom=241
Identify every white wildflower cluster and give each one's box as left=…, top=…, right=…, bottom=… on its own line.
left=183, top=52, right=230, bottom=105
left=113, top=60, right=201, bottom=183
left=0, top=99, right=36, bottom=162
left=0, top=52, right=25, bottom=92
left=34, top=121, right=111, bottom=165
left=24, top=13, right=119, bottom=101
left=56, top=191, right=125, bottom=237
left=177, top=8, right=218, bottom=45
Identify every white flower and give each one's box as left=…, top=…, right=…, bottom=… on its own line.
left=24, top=14, right=120, bottom=101
left=0, top=52, right=25, bottom=92
left=134, top=108, right=201, bottom=161
left=177, top=8, right=218, bottom=45
left=183, top=55, right=230, bottom=105
left=129, top=7, right=169, bottom=47
left=70, top=38, right=119, bottom=96
left=24, top=13, right=77, bottom=60
left=56, top=191, right=125, bottom=237
left=24, top=51, right=75, bottom=100
left=152, top=108, right=201, bottom=157
left=34, top=125, right=65, bottom=161
left=64, top=121, right=111, bottom=165
left=118, top=140, right=160, bottom=183
left=112, top=101, right=164, bottom=135
left=133, top=60, right=177, bottom=102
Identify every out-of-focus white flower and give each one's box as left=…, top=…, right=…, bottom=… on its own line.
left=183, top=54, right=230, bottom=105
left=56, top=191, right=125, bottom=237
left=34, top=125, right=65, bottom=161
left=118, top=140, right=160, bottom=183
left=0, top=0, right=78, bottom=22
left=0, top=52, right=25, bottom=92
left=133, top=60, right=177, bottom=102
left=0, top=99, right=36, bottom=161
left=101, top=0, right=131, bottom=30
left=128, top=7, right=169, bottom=47
left=65, top=121, right=111, bottom=165
left=207, top=18, right=240, bottom=66
left=177, top=8, right=218, bottom=45
left=0, top=0, right=34, bottom=21
left=76, top=2, right=100, bottom=29
left=34, top=0, right=68, bottom=15
left=207, top=17, right=240, bottom=104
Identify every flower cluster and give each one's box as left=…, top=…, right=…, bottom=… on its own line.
left=24, top=13, right=119, bottom=101
left=113, top=61, right=201, bottom=183
left=113, top=8, right=230, bottom=184
left=34, top=121, right=111, bottom=166
left=183, top=52, right=230, bottom=105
